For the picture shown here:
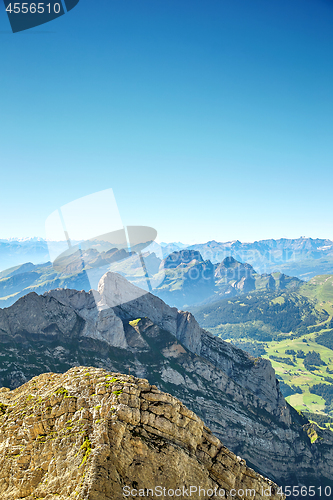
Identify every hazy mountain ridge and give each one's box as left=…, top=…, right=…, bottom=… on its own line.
left=0, top=239, right=65, bottom=272
left=1, top=236, right=333, bottom=279
left=187, top=238, right=333, bottom=279
left=0, top=250, right=302, bottom=310
left=156, top=251, right=301, bottom=308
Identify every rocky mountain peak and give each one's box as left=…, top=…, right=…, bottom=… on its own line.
left=221, top=256, right=237, bottom=266
left=162, top=250, right=204, bottom=269
left=44, top=272, right=285, bottom=411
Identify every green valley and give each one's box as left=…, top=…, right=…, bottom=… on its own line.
left=191, top=275, right=333, bottom=427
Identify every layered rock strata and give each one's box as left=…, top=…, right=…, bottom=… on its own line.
left=0, top=367, right=282, bottom=500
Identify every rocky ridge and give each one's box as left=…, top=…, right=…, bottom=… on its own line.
left=0, top=367, right=282, bottom=500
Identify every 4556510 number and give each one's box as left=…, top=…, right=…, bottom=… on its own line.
left=5, top=3, right=61, bottom=14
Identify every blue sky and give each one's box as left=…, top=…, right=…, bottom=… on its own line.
left=0, top=0, right=332, bottom=243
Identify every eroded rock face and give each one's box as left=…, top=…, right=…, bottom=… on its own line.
left=0, top=367, right=282, bottom=500
left=0, top=287, right=128, bottom=350
left=97, top=273, right=281, bottom=406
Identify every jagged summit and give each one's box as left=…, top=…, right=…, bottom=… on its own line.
left=220, top=256, right=238, bottom=266
left=162, top=249, right=204, bottom=269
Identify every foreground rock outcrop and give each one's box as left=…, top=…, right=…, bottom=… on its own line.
left=0, top=367, right=282, bottom=500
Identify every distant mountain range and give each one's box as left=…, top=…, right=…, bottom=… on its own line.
left=0, top=248, right=301, bottom=309
left=187, top=238, right=333, bottom=279
left=0, top=238, right=65, bottom=271
left=155, top=250, right=301, bottom=308
left=1, top=236, right=333, bottom=280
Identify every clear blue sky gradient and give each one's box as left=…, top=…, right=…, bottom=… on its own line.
left=0, top=0, right=332, bottom=243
